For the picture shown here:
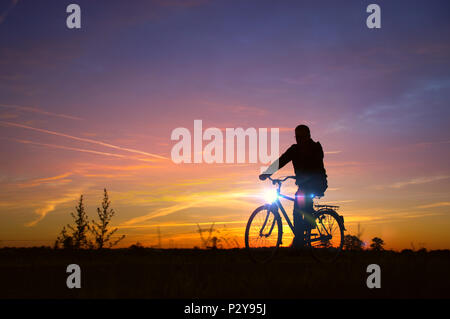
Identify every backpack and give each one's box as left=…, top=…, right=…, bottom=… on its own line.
left=297, top=141, right=328, bottom=196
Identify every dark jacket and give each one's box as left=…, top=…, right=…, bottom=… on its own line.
left=264, top=139, right=328, bottom=195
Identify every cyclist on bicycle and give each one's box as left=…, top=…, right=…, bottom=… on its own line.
left=259, top=124, right=328, bottom=248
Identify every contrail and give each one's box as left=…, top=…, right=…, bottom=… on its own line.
left=122, top=191, right=254, bottom=226
left=0, top=121, right=168, bottom=160
left=0, top=103, right=83, bottom=121
left=11, top=138, right=158, bottom=163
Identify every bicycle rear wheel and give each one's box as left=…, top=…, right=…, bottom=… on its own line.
left=245, top=204, right=282, bottom=263
left=307, top=209, right=344, bottom=262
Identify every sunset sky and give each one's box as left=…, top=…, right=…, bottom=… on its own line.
left=0, top=0, right=449, bottom=250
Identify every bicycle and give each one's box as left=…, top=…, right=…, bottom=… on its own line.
left=245, top=176, right=346, bottom=263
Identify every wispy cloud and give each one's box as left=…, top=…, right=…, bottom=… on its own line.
left=121, top=190, right=255, bottom=226
left=0, top=121, right=167, bottom=160
left=390, top=175, right=450, bottom=189
left=416, top=202, right=450, bottom=209
left=414, top=140, right=450, bottom=147
left=10, top=138, right=160, bottom=163
left=17, top=172, right=72, bottom=188
left=320, top=199, right=355, bottom=204
left=372, top=175, right=450, bottom=190
left=25, top=190, right=82, bottom=227
left=325, top=161, right=362, bottom=167
left=343, top=208, right=446, bottom=226
left=324, top=151, right=342, bottom=155
left=119, top=220, right=247, bottom=230
left=73, top=163, right=157, bottom=173
left=0, top=103, right=83, bottom=120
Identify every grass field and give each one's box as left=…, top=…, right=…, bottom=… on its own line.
left=0, top=247, right=449, bottom=299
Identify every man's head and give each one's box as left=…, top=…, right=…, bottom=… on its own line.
left=295, top=124, right=311, bottom=144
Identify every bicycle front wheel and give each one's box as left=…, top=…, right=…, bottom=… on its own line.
left=308, top=209, right=344, bottom=263
left=245, top=204, right=282, bottom=263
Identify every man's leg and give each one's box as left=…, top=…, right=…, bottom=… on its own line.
left=293, top=189, right=306, bottom=248
left=303, top=193, right=316, bottom=230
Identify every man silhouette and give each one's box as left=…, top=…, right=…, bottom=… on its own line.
left=259, top=125, right=327, bottom=248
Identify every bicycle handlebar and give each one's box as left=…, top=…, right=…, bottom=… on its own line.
left=268, top=175, right=296, bottom=185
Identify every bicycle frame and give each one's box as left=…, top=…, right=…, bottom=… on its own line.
left=265, top=176, right=297, bottom=234
left=272, top=194, right=295, bottom=234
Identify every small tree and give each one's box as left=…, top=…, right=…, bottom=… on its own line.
left=56, top=195, right=91, bottom=249
left=55, top=226, right=74, bottom=249
left=343, top=223, right=366, bottom=251
left=90, top=189, right=125, bottom=249
left=370, top=237, right=385, bottom=251
left=69, top=195, right=91, bottom=249
left=343, top=235, right=364, bottom=251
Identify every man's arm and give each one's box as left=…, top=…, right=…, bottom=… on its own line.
left=259, top=145, right=294, bottom=180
